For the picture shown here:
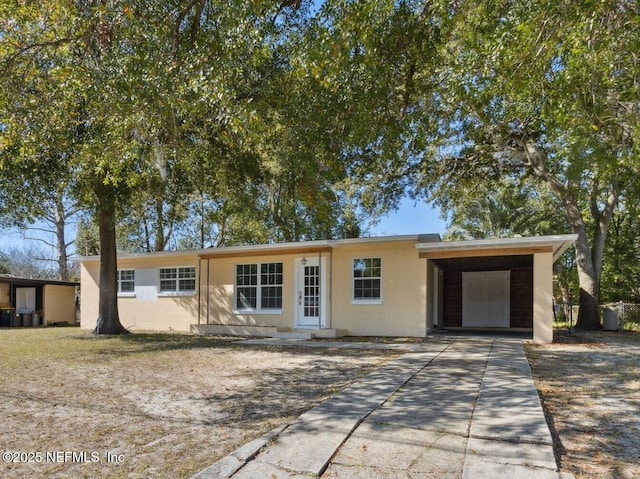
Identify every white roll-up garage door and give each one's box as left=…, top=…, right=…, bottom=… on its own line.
left=462, top=271, right=510, bottom=328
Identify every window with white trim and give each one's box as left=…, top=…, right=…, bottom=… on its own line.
left=353, top=258, right=382, bottom=302
left=236, top=264, right=257, bottom=309
left=235, top=262, right=283, bottom=311
left=117, top=269, right=135, bottom=293
left=159, top=266, right=196, bottom=293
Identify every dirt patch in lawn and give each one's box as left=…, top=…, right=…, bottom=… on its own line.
left=525, top=330, right=640, bottom=479
left=0, top=329, right=400, bottom=479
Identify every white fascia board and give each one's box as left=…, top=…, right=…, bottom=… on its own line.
left=200, top=234, right=437, bottom=257
left=75, top=248, right=202, bottom=263
left=200, top=239, right=333, bottom=257
left=77, top=233, right=443, bottom=263
left=76, top=241, right=333, bottom=263
left=415, top=234, right=578, bottom=262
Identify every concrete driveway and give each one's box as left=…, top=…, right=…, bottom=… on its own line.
left=192, top=338, right=574, bottom=479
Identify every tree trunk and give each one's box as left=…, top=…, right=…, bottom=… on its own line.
left=558, top=196, right=601, bottom=330
left=93, top=189, right=128, bottom=335
left=524, top=144, right=611, bottom=331
left=574, top=232, right=602, bottom=331
left=199, top=193, right=206, bottom=248
left=154, top=196, right=165, bottom=251
left=576, top=180, right=619, bottom=329
left=54, top=194, right=69, bottom=281
left=560, top=284, right=571, bottom=321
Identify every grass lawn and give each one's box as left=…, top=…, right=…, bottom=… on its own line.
left=0, top=328, right=399, bottom=479
left=526, top=330, right=640, bottom=479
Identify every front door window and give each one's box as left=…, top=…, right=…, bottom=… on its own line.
left=303, top=265, right=319, bottom=318
left=296, top=258, right=325, bottom=328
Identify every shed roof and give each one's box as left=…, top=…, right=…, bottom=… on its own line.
left=0, top=275, right=79, bottom=287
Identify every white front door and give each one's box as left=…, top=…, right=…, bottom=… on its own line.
left=16, top=287, right=36, bottom=314
left=462, top=271, right=510, bottom=328
left=295, top=258, right=326, bottom=328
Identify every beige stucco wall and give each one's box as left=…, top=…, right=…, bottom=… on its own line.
left=80, top=239, right=430, bottom=336
left=533, top=251, right=554, bottom=343
left=80, top=262, right=99, bottom=330
left=79, top=240, right=562, bottom=341
left=330, top=241, right=427, bottom=337
left=0, top=283, right=9, bottom=308
left=204, top=242, right=428, bottom=336
left=81, top=252, right=200, bottom=332
left=43, top=284, right=77, bottom=324
left=203, top=253, right=297, bottom=329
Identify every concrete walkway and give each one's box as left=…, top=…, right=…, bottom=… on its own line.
left=192, top=338, right=573, bottom=479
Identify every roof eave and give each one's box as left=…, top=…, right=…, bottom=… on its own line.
left=76, top=233, right=442, bottom=262
left=416, top=234, right=578, bottom=262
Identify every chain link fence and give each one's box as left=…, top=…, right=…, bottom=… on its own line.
left=553, top=301, right=640, bottom=332
left=605, top=302, right=640, bottom=331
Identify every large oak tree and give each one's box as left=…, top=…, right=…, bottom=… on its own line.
left=4, top=0, right=638, bottom=334
left=0, top=0, right=312, bottom=334
left=427, top=0, right=639, bottom=329
left=306, top=0, right=639, bottom=330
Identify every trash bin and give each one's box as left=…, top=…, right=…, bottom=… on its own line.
left=22, top=313, right=32, bottom=327
left=603, top=308, right=618, bottom=331
left=0, top=309, right=12, bottom=327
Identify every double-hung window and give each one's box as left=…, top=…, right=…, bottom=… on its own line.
left=159, top=266, right=196, bottom=294
left=117, top=269, right=135, bottom=294
left=236, top=264, right=258, bottom=309
left=353, top=258, right=382, bottom=303
left=235, top=262, right=283, bottom=311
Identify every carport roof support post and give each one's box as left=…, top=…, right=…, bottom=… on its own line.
left=533, top=252, right=554, bottom=343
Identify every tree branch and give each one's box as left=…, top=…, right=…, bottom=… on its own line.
left=601, top=180, right=620, bottom=228
left=23, top=226, right=57, bottom=235
left=400, top=62, right=416, bottom=120
left=589, top=177, right=602, bottom=222
left=172, top=0, right=202, bottom=62
left=22, top=236, right=56, bottom=248
left=518, top=138, right=567, bottom=196
left=591, top=177, right=620, bottom=282
left=1, top=37, right=79, bottom=75
left=273, top=0, right=302, bottom=25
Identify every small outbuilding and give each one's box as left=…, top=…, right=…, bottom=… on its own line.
left=0, top=276, right=79, bottom=327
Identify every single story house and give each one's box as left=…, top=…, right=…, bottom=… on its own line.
left=0, top=275, right=79, bottom=327
left=79, top=234, right=576, bottom=343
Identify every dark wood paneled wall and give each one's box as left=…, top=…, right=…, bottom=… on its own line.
left=438, top=255, right=533, bottom=328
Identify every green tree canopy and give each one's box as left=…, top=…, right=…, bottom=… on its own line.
left=435, top=0, right=639, bottom=329
left=3, top=0, right=638, bottom=334
left=320, top=0, right=639, bottom=329
left=0, top=0, right=321, bottom=333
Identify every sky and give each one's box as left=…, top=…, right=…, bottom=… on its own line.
left=369, top=198, right=448, bottom=237
left=0, top=198, right=450, bottom=257
left=0, top=228, right=60, bottom=255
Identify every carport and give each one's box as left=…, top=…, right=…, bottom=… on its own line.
left=417, top=235, right=577, bottom=343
